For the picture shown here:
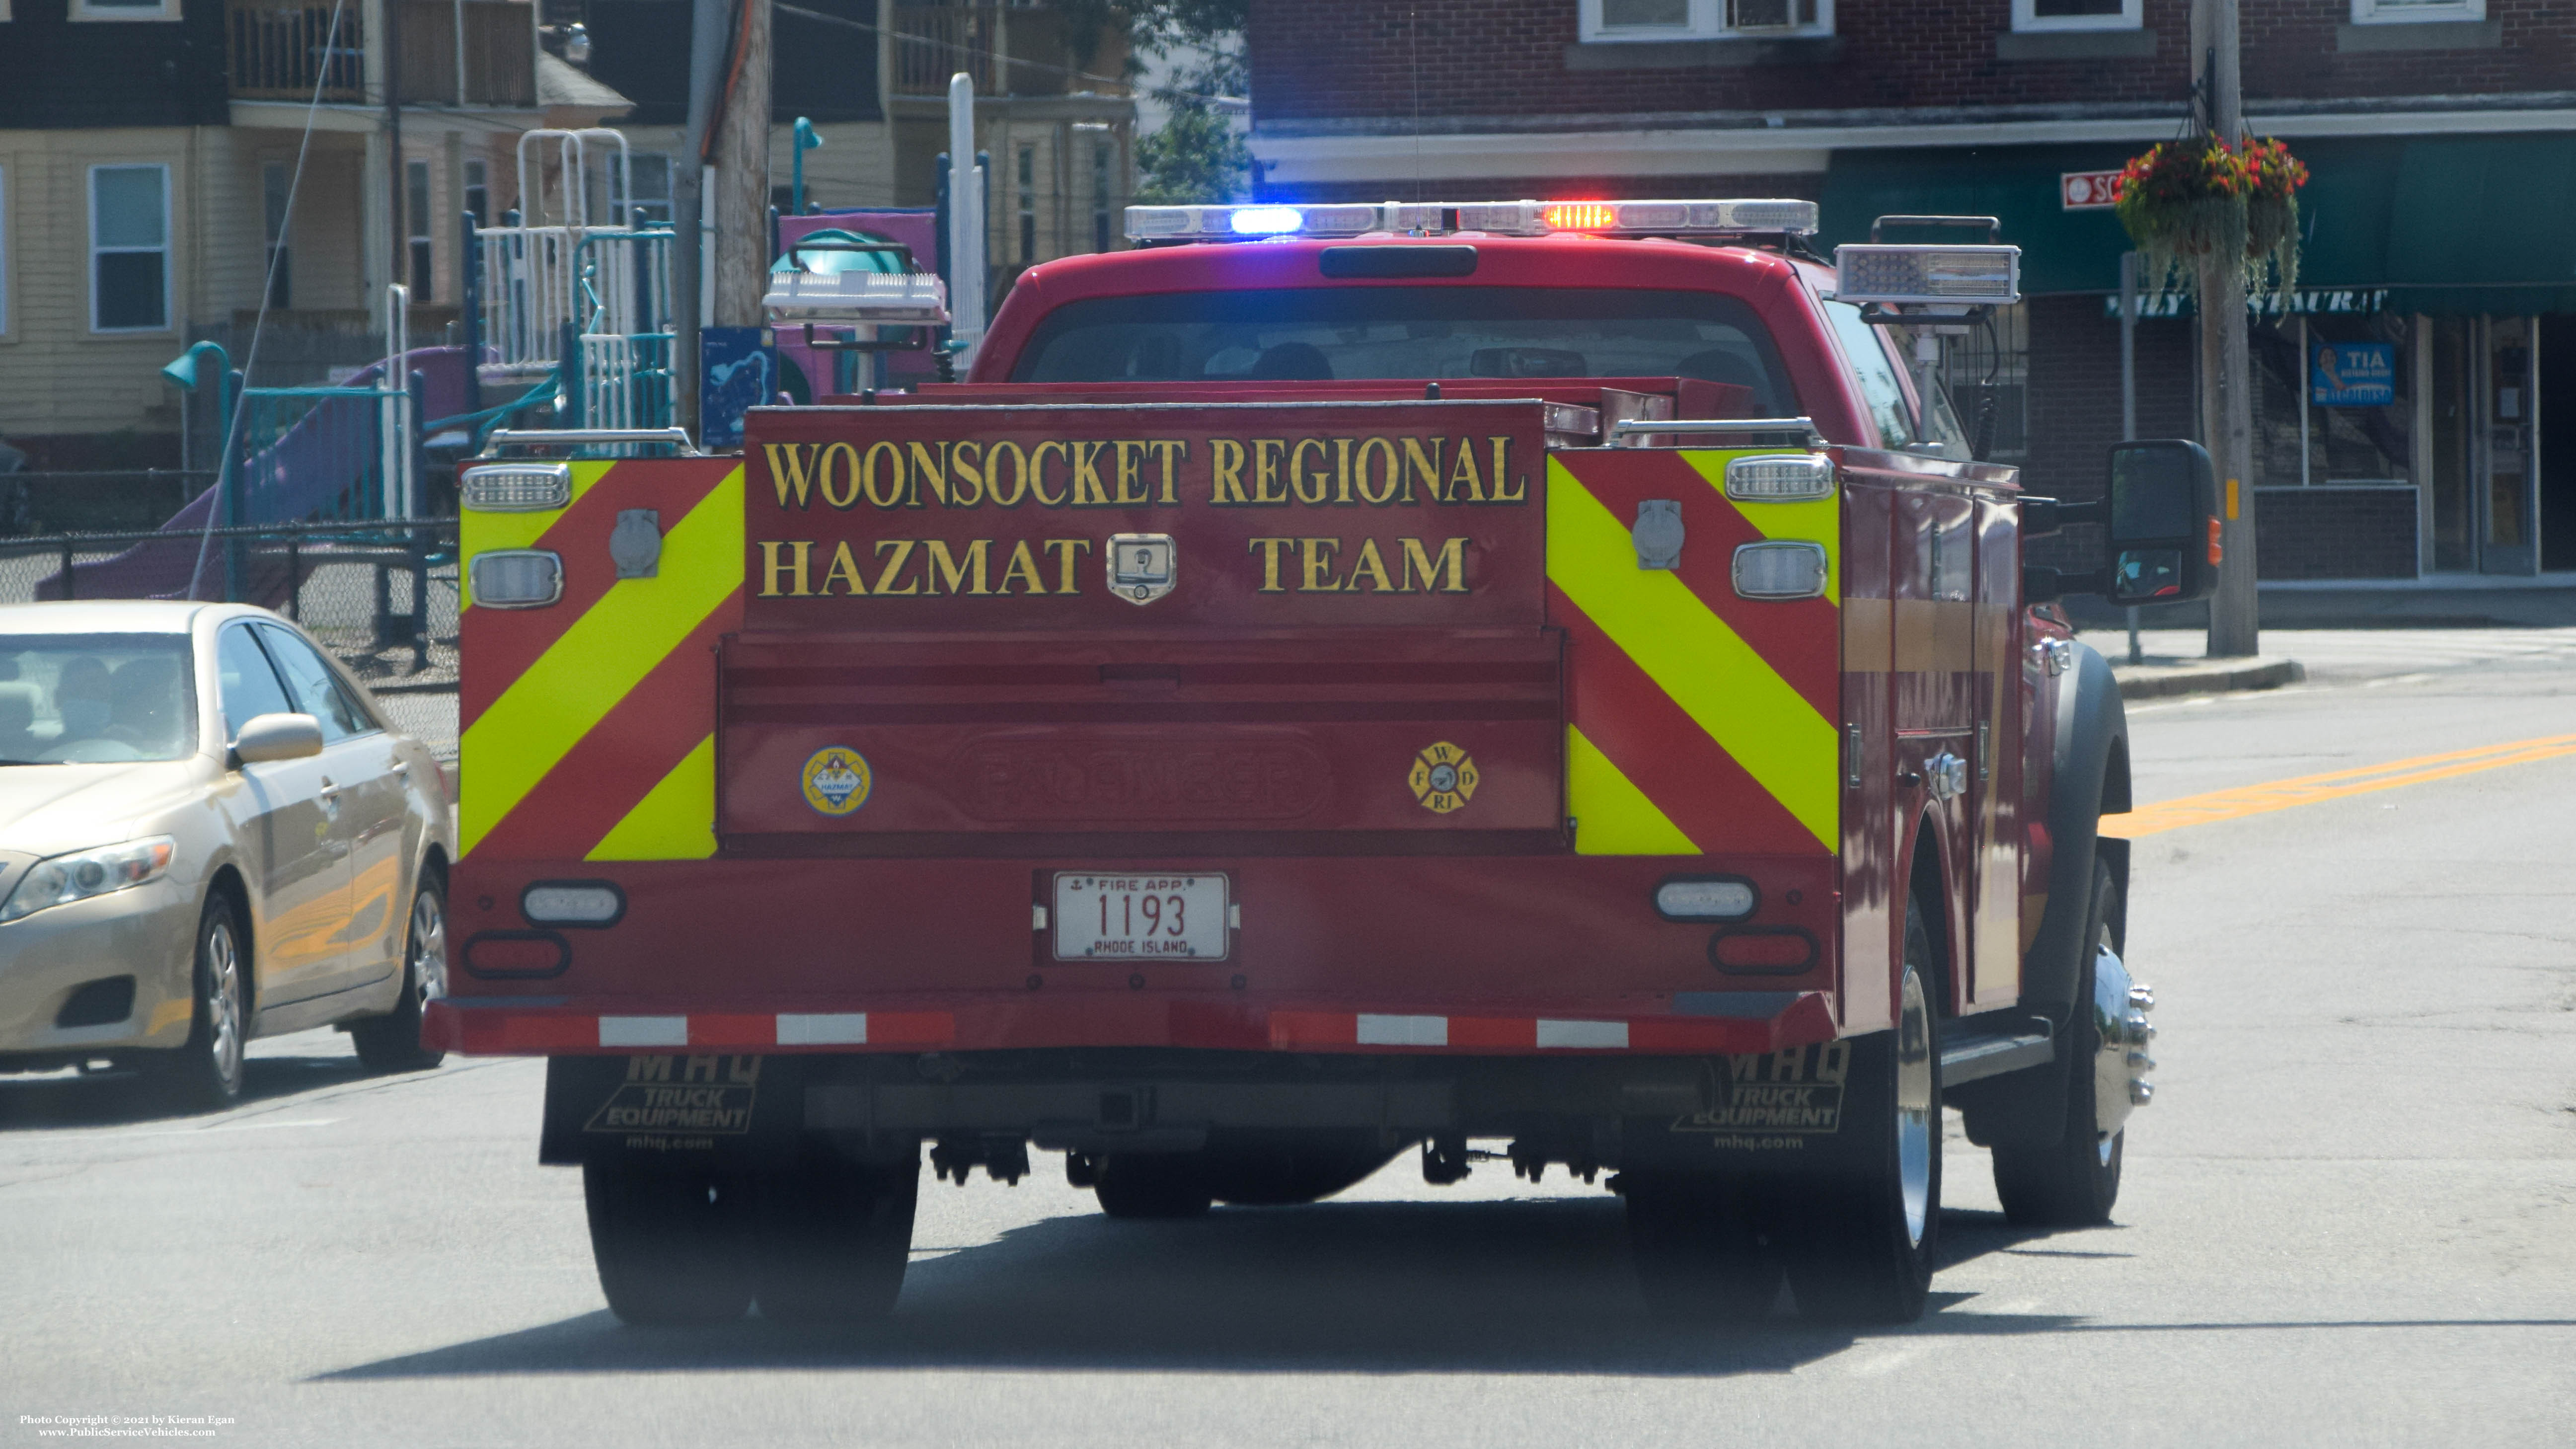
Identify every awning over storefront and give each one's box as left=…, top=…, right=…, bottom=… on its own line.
left=1819, top=132, right=2576, bottom=314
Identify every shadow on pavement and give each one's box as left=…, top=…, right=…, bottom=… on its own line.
left=319, top=1200, right=2108, bottom=1381
left=0, top=1048, right=375, bottom=1131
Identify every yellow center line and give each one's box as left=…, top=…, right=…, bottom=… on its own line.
left=2104, top=732, right=2576, bottom=837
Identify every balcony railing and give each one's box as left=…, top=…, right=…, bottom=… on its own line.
left=891, top=4, right=1126, bottom=97
left=894, top=4, right=999, bottom=95
left=396, top=0, right=536, bottom=107
left=226, top=0, right=535, bottom=106
left=227, top=0, right=366, bottom=102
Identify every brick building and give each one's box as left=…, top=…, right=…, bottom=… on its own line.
left=1247, top=0, right=2576, bottom=579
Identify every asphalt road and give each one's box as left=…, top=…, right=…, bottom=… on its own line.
left=5, top=628, right=2572, bottom=1448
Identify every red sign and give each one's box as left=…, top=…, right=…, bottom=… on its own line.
left=2062, top=170, right=2122, bottom=210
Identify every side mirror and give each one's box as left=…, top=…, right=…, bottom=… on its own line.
left=232, top=712, right=323, bottom=766
left=2104, top=439, right=2220, bottom=606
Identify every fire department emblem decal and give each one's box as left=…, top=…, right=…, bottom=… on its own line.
left=1408, top=741, right=1479, bottom=814
left=800, top=747, right=873, bottom=816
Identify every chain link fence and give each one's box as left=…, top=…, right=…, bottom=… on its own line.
left=0, top=521, right=460, bottom=700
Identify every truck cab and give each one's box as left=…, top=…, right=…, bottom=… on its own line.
left=434, top=197, right=2211, bottom=1328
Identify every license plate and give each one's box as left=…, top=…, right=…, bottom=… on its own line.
left=1053, top=873, right=1231, bottom=962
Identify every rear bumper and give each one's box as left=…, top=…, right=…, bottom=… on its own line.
left=424, top=988, right=1838, bottom=1059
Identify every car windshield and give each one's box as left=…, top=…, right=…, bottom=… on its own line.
left=0, top=633, right=198, bottom=764
left=1009, top=286, right=1801, bottom=416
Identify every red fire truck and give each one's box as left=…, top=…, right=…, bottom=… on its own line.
left=430, top=198, right=2209, bottom=1328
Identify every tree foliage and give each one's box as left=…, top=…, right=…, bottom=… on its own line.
left=1060, top=0, right=1252, bottom=206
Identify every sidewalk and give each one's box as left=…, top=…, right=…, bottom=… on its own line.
left=2080, top=624, right=2576, bottom=700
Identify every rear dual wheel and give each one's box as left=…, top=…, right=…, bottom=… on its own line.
left=584, top=1151, right=919, bottom=1327
left=1624, top=895, right=1944, bottom=1326
left=1783, top=899, right=1943, bottom=1324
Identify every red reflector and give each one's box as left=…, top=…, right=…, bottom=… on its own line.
left=462, top=930, right=570, bottom=980
left=1710, top=928, right=1816, bottom=975
left=2208, top=517, right=2224, bottom=566
left=1542, top=202, right=1615, bottom=230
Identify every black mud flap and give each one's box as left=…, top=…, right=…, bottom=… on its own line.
left=539, top=1054, right=808, bottom=1169
left=1619, top=1041, right=1877, bottom=1178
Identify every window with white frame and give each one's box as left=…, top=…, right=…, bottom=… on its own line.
left=90, top=164, right=170, bottom=332
left=261, top=161, right=292, bottom=311
left=69, top=0, right=181, bottom=20
left=611, top=153, right=673, bottom=228
left=1579, top=0, right=1831, bottom=41
left=2013, top=0, right=2141, bottom=32
left=405, top=159, right=433, bottom=301
left=2350, top=0, right=2482, bottom=22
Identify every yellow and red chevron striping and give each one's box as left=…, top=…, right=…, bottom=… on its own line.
left=460, top=459, right=738, bottom=731
left=460, top=459, right=745, bottom=860
left=1550, top=582, right=1820, bottom=855
left=1563, top=447, right=1839, bottom=718
left=467, top=599, right=738, bottom=860
left=1545, top=449, right=1841, bottom=857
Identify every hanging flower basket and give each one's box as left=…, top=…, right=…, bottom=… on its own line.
left=2114, top=136, right=2307, bottom=302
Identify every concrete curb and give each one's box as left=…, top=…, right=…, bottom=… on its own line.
left=2115, top=658, right=2305, bottom=700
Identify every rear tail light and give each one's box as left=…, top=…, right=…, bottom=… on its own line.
left=469, top=550, right=564, bottom=609
left=1654, top=878, right=1757, bottom=920
left=522, top=882, right=626, bottom=926
left=1732, top=541, right=1830, bottom=600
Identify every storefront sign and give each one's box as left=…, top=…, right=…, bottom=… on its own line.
left=2061, top=171, right=2122, bottom=210
left=2312, top=343, right=2397, bottom=406
left=2103, top=288, right=2392, bottom=319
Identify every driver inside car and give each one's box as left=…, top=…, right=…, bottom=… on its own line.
left=48, top=656, right=113, bottom=752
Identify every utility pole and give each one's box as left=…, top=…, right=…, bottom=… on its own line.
left=673, top=0, right=734, bottom=437
left=2194, top=0, right=2260, bottom=657
left=711, top=0, right=773, bottom=332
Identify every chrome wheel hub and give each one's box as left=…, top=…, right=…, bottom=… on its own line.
left=1895, top=967, right=1934, bottom=1249
left=408, top=891, right=449, bottom=1006
left=206, top=922, right=242, bottom=1085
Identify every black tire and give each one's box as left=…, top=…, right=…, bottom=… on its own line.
left=1623, top=1174, right=1784, bottom=1327
left=1785, top=894, right=1943, bottom=1325
left=1091, top=1153, right=1214, bottom=1219
left=351, top=874, right=448, bottom=1073
left=1197, top=1131, right=1402, bottom=1207
left=583, top=1162, right=756, bottom=1326
left=1992, top=857, right=2125, bottom=1226
left=152, top=894, right=248, bottom=1112
left=752, top=1150, right=919, bottom=1327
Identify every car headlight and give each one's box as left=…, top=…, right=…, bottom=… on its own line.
left=0, top=837, right=177, bottom=924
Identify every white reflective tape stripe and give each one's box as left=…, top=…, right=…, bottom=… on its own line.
left=1356, top=1013, right=1447, bottom=1047
left=599, top=1015, right=689, bottom=1048
left=775, top=1013, right=868, bottom=1046
left=1536, top=1019, right=1630, bottom=1050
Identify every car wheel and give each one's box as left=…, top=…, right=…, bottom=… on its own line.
left=1623, top=1172, right=1786, bottom=1327
left=1783, top=894, right=1943, bottom=1325
left=154, top=894, right=247, bottom=1111
left=584, top=1161, right=756, bottom=1326
left=351, top=874, right=448, bottom=1073
left=752, top=1148, right=919, bottom=1326
left=1992, top=858, right=2126, bottom=1225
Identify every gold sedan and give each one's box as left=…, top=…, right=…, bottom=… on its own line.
left=0, top=601, right=455, bottom=1107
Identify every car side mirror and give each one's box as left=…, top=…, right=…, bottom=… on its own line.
left=232, top=712, right=323, bottom=766
left=2104, top=439, right=2220, bottom=606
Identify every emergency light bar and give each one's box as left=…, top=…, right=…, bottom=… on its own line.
left=1125, top=198, right=1819, bottom=243
left=761, top=270, right=951, bottom=327
left=1831, top=244, right=2022, bottom=306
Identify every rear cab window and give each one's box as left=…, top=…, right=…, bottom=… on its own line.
left=1010, top=286, right=1801, bottom=417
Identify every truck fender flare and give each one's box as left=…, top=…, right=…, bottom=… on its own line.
left=2022, top=640, right=2130, bottom=1025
